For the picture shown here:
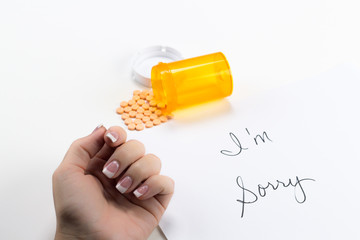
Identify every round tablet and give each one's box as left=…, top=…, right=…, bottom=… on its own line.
left=136, top=123, right=144, bottom=131
left=143, top=110, right=151, bottom=116
left=121, top=113, right=129, bottom=120
left=134, top=119, right=143, bottom=125
left=137, top=99, right=145, bottom=106
left=159, top=115, right=168, bottom=122
left=142, top=90, right=150, bottom=96
left=135, top=113, right=144, bottom=119
left=129, top=111, right=137, bottom=118
left=146, top=95, right=153, bottom=101
left=133, top=90, right=141, bottom=96
left=124, top=118, right=133, bottom=125
left=131, top=104, right=139, bottom=111
left=142, top=103, right=150, bottom=110
left=137, top=107, right=144, bottom=114
left=149, top=100, right=157, bottom=107
left=132, top=95, right=140, bottom=101
left=155, top=109, right=162, bottom=116
left=139, top=94, right=146, bottom=100
left=128, top=99, right=136, bottom=106
left=124, top=106, right=132, bottom=113
left=120, top=101, right=128, bottom=108
left=153, top=118, right=161, bottom=125
left=149, top=107, right=156, bottom=113
left=145, top=121, right=153, bottom=128
left=128, top=123, right=136, bottom=130
left=142, top=116, right=150, bottom=123
left=116, top=107, right=124, bottom=114
left=150, top=114, right=157, bottom=120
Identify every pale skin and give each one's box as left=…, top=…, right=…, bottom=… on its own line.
left=52, top=125, right=174, bottom=240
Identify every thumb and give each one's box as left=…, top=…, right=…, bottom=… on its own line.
left=62, top=125, right=106, bottom=170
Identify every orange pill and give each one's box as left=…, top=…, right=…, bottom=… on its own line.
left=142, top=103, right=150, bottom=110
left=120, top=101, right=128, bottom=108
left=153, top=118, right=161, bottom=125
left=149, top=91, right=154, bottom=97
left=128, top=99, right=136, bottom=106
left=142, top=90, right=150, bottom=96
left=146, top=95, right=153, bottom=101
left=142, top=116, right=150, bottom=123
left=150, top=114, right=157, bottom=120
left=124, top=106, right=132, bottom=113
left=121, top=113, right=129, bottom=120
left=145, top=121, right=154, bottom=128
left=137, top=99, right=145, bottom=106
left=124, top=118, right=133, bottom=125
left=135, top=113, right=144, bottom=119
left=116, top=107, right=124, bottom=114
left=155, top=109, right=162, bottom=116
left=128, top=123, right=136, bottom=131
left=134, top=119, right=143, bottom=125
left=132, top=95, right=140, bottom=101
left=139, top=94, right=146, bottom=100
left=157, top=102, right=165, bottom=108
left=137, top=107, right=144, bottom=114
left=136, top=123, right=144, bottom=131
left=149, top=100, right=157, bottom=107
left=133, top=90, right=141, bottom=96
left=159, top=115, right=168, bottom=123
left=143, top=110, right=151, bottom=116
left=131, top=104, right=139, bottom=111
left=149, top=107, right=157, bottom=113
left=129, top=111, right=137, bottom=118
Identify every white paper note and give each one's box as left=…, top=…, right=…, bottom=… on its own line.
left=131, top=64, right=360, bottom=240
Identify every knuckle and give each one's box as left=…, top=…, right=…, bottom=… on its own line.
left=146, top=154, right=161, bottom=169
left=128, top=139, right=145, bottom=152
left=70, top=139, right=81, bottom=150
left=52, top=167, right=67, bottom=183
left=146, top=153, right=160, bottom=161
left=131, top=161, right=147, bottom=176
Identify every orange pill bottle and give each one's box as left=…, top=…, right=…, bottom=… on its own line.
left=151, top=52, right=233, bottom=113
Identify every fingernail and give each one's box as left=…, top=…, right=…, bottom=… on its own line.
left=116, top=176, right=132, bottom=194
left=102, top=161, right=119, bottom=178
left=92, top=124, right=103, bottom=133
left=133, top=185, right=149, bottom=198
left=106, top=132, right=118, bottom=143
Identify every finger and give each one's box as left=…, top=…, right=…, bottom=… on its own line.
left=63, top=124, right=106, bottom=169
left=115, top=154, right=161, bottom=194
left=101, top=140, right=145, bottom=179
left=85, top=126, right=127, bottom=176
left=103, top=126, right=127, bottom=148
left=133, top=175, right=175, bottom=207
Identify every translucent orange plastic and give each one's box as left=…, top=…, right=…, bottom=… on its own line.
left=151, top=52, right=233, bottom=113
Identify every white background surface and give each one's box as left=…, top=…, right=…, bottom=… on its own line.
left=0, top=0, right=360, bottom=239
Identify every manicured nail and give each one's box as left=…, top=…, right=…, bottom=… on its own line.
left=102, top=161, right=119, bottom=178
left=106, top=132, right=118, bottom=143
left=116, top=176, right=132, bottom=194
left=92, top=124, right=103, bottom=133
left=133, top=185, right=149, bottom=198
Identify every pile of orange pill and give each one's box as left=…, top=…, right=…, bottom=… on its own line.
left=116, top=90, right=170, bottom=131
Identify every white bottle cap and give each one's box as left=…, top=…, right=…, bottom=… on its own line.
left=131, top=46, right=183, bottom=87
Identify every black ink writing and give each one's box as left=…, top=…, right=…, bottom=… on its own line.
left=220, top=129, right=272, bottom=156
left=236, top=176, right=315, bottom=218
left=220, top=132, right=248, bottom=156
left=236, top=176, right=258, bottom=218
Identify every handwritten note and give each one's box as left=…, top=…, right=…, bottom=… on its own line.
left=134, top=64, right=360, bottom=239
